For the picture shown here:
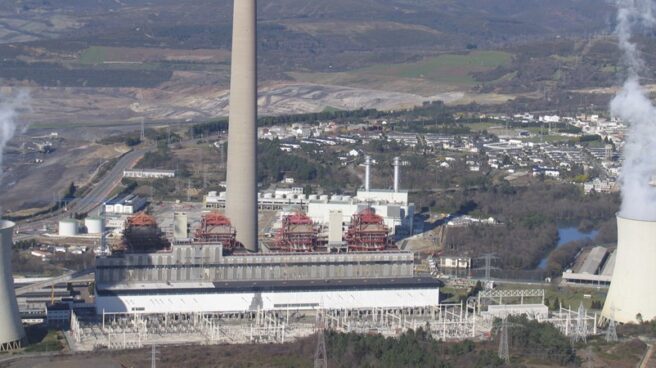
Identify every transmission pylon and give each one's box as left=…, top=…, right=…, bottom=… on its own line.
left=605, top=307, right=618, bottom=343
left=314, top=311, right=328, bottom=368
left=140, top=117, right=145, bottom=141
left=474, top=253, right=500, bottom=281
left=150, top=344, right=159, bottom=368
left=572, top=302, right=588, bottom=343
left=498, top=317, right=510, bottom=365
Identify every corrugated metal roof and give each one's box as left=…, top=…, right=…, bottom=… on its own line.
left=579, top=246, right=608, bottom=275
left=601, top=249, right=616, bottom=276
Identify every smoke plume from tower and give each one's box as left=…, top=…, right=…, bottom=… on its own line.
left=611, top=0, right=656, bottom=221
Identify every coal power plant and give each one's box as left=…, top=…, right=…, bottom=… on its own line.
left=0, top=221, right=26, bottom=351
left=92, top=0, right=439, bottom=322
left=601, top=215, right=656, bottom=323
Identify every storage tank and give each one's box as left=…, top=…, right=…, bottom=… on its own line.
left=84, top=217, right=104, bottom=234
left=309, top=194, right=318, bottom=201
left=0, top=221, right=26, bottom=350
left=320, top=195, right=329, bottom=201
left=58, top=219, right=78, bottom=237
left=602, top=215, right=656, bottom=323
left=263, top=193, right=273, bottom=199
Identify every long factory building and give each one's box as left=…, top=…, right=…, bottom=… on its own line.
left=95, top=241, right=439, bottom=314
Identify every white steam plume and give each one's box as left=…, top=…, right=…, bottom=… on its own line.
left=611, top=0, right=656, bottom=221
left=0, top=91, right=29, bottom=177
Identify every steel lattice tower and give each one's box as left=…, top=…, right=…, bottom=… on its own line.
left=498, top=317, right=510, bottom=365
left=314, top=312, right=328, bottom=368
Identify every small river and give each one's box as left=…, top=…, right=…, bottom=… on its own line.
left=537, top=227, right=599, bottom=269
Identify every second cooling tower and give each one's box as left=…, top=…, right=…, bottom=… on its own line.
left=0, top=221, right=26, bottom=351
left=602, top=215, right=656, bottom=323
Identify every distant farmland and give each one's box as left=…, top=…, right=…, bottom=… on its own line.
left=289, top=50, right=513, bottom=95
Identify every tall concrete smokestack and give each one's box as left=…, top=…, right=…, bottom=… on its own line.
left=364, top=156, right=371, bottom=192
left=602, top=215, right=656, bottom=323
left=225, top=0, right=258, bottom=252
left=393, top=157, right=400, bottom=192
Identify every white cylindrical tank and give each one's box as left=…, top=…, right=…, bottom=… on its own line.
left=84, top=217, right=104, bottom=234
left=263, top=193, right=273, bottom=199
left=602, top=215, right=656, bottom=323
left=58, top=219, right=78, bottom=237
left=309, top=194, right=318, bottom=200
left=0, top=221, right=26, bottom=350
left=320, top=195, right=329, bottom=201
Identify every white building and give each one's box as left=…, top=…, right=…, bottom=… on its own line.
left=307, top=189, right=414, bottom=236
left=123, top=169, right=175, bottom=179
left=104, top=195, right=147, bottom=215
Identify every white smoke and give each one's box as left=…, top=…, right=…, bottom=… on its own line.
left=0, top=91, right=29, bottom=176
left=611, top=0, right=656, bottom=221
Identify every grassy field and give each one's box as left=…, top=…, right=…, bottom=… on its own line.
left=24, top=328, right=66, bottom=353
left=496, top=283, right=607, bottom=311
left=290, top=50, right=514, bottom=95
left=463, top=121, right=501, bottom=132
left=78, top=46, right=107, bottom=64
left=359, top=50, right=512, bottom=85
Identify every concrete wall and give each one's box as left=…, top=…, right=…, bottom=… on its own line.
left=96, top=245, right=414, bottom=286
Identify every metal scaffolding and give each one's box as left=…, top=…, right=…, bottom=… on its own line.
left=249, top=308, right=288, bottom=343
left=67, top=289, right=599, bottom=352
left=537, top=304, right=597, bottom=339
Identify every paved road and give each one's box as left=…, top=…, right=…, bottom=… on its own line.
left=15, top=148, right=145, bottom=236
left=14, top=268, right=94, bottom=296
left=73, top=148, right=146, bottom=215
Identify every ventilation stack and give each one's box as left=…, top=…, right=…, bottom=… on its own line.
left=364, top=155, right=371, bottom=192
left=0, top=221, right=26, bottom=351
left=225, top=0, right=258, bottom=252
left=601, top=215, right=656, bottom=323
left=393, top=157, right=400, bottom=192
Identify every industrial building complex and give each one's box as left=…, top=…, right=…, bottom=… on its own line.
left=0, top=0, right=640, bottom=358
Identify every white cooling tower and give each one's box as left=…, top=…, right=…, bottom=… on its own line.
left=602, top=215, right=656, bottom=324
left=0, top=221, right=26, bottom=351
